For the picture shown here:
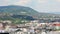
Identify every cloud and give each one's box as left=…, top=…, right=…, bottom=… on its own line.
left=32, top=0, right=60, bottom=13
left=0, top=0, right=31, bottom=6
left=32, top=0, right=48, bottom=13
left=0, top=0, right=15, bottom=6
left=0, top=0, right=9, bottom=6
left=55, top=0, right=60, bottom=2
left=37, top=0, right=48, bottom=3
left=13, top=0, right=31, bottom=6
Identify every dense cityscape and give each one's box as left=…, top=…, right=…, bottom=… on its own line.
left=0, top=19, right=60, bottom=34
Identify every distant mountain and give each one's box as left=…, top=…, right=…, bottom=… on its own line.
left=0, top=5, right=60, bottom=19
left=49, top=12, right=60, bottom=14
left=0, top=5, right=39, bottom=15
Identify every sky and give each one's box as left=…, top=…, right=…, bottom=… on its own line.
left=0, top=0, right=60, bottom=13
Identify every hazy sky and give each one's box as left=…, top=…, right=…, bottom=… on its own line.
left=0, top=0, right=60, bottom=13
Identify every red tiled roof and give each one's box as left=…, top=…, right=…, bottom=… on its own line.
left=53, top=24, right=60, bottom=26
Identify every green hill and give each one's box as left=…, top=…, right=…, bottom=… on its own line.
left=0, top=5, right=39, bottom=16
left=0, top=5, right=60, bottom=19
